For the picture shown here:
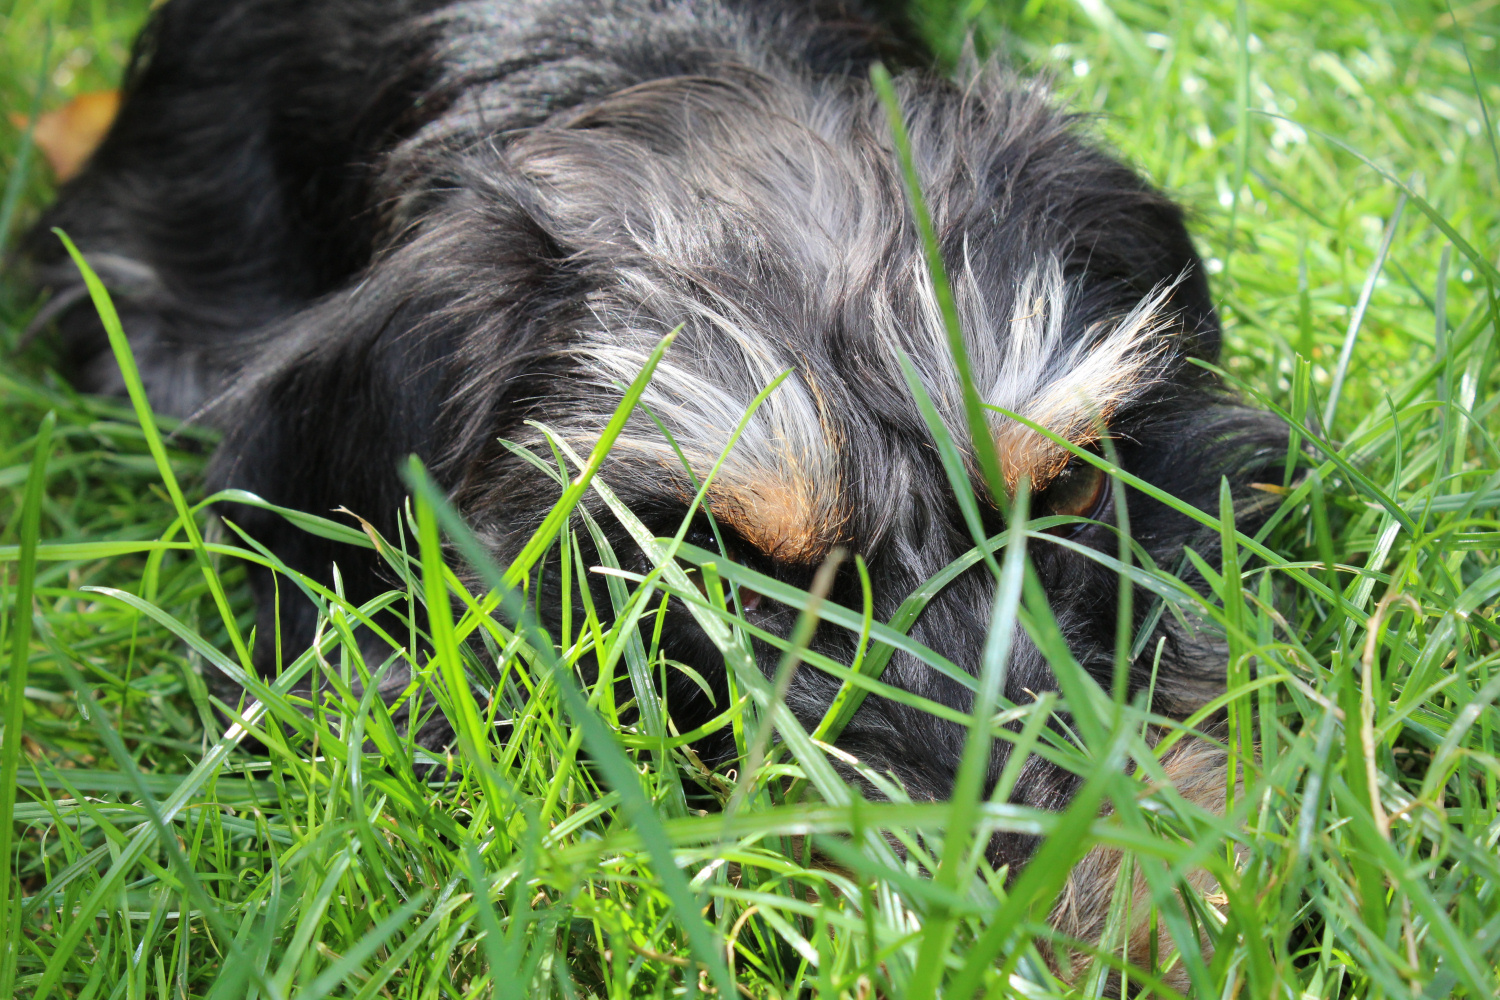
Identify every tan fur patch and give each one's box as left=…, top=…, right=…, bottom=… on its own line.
left=992, top=284, right=1180, bottom=491
left=1044, top=736, right=1242, bottom=992
left=589, top=429, right=844, bottom=563
left=994, top=352, right=1156, bottom=490
left=994, top=396, right=1111, bottom=491
left=707, top=471, right=845, bottom=563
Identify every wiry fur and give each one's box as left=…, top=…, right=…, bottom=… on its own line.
left=23, top=0, right=1287, bottom=981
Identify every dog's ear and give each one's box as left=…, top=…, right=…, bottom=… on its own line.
left=207, top=180, right=583, bottom=666
left=952, top=67, right=1223, bottom=364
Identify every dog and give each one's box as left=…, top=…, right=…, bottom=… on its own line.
left=24, top=0, right=1287, bottom=981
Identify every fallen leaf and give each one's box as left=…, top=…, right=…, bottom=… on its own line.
left=10, top=89, right=120, bottom=182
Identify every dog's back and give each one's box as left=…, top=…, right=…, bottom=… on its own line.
left=25, top=0, right=915, bottom=416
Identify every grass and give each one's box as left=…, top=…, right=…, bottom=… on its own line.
left=2, top=0, right=1499, bottom=996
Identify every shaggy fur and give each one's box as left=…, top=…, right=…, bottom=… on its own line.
left=24, top=0, right=1287, bottom=978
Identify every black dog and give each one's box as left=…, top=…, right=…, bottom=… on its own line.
left=25, top=0, right=1285, bottom=969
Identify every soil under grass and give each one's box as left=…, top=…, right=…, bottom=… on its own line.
left=2, top=1, right=1499, bottom=997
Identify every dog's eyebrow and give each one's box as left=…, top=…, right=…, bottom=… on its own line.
left=996, top=415, right=1102, bottom=490
left=995, top=385, right=1123, bottom=489
left=705, top=472, right=843, bottom=563
left=991, top=283, right=1180, bottom=490
left=571, top=338, right=847, bottom=562
left=596, top=431, right=845, bottom=563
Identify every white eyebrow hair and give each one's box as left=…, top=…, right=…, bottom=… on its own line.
left=991, top=273, right=1181, bottom=487
left=884, top=253, right=1183, bottom=488
left=541, top=291, right=850, bottom=559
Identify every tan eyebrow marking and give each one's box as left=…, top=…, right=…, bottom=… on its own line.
left=705, top=471, right=845, bottom=564
left=597, top=438, right=842, bottom=563
left=994, top=285, right=1180, bottom=490
left=995, top=388, right=1117, bottom=490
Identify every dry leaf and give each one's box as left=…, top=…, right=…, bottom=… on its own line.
left=10, top=89, right=120, bottom=182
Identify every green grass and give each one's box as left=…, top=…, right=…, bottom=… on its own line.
left=3, top=0, right=1499, bottom=996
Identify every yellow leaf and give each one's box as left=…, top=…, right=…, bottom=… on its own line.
left=11, top=89, right=121, bottom=182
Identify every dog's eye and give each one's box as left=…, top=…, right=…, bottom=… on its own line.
left=683, top=520, right=736, bottom=560
left=1039, top=457, right=1108, bottom=529
left=679, top=522, right=765, bottom=612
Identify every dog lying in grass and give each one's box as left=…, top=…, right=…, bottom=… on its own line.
left=25, top=0, right=1286, bottom=980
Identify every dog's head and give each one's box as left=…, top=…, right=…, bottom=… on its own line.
left=220, top=62, right=1286, bottom=842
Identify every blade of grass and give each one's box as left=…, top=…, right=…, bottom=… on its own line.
left=871, top=63, right=1010, bottom=510
left=287, top=892, right=431, bottom=1000
left=25, top=595, right=384, bottom=1000
left=0, top=410, right=54, bottom=999
left=947, top=722, right=1133, bottom=997
left=53, top=230, right=253, bottom=670
left=1252, top=114, right=1500, bottom=287
left=499, top=329, right=677, bottom=590
left=47, top=631, right=274, bottom=997
left=729, top=547, right=845, bottom=815
left=1323, top=189, right=1408, bottom=431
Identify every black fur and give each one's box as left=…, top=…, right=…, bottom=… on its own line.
left=25, top=0, right=1286, bottom=914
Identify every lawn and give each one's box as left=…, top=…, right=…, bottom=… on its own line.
left=2, top=0, right=1498, bottom=997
